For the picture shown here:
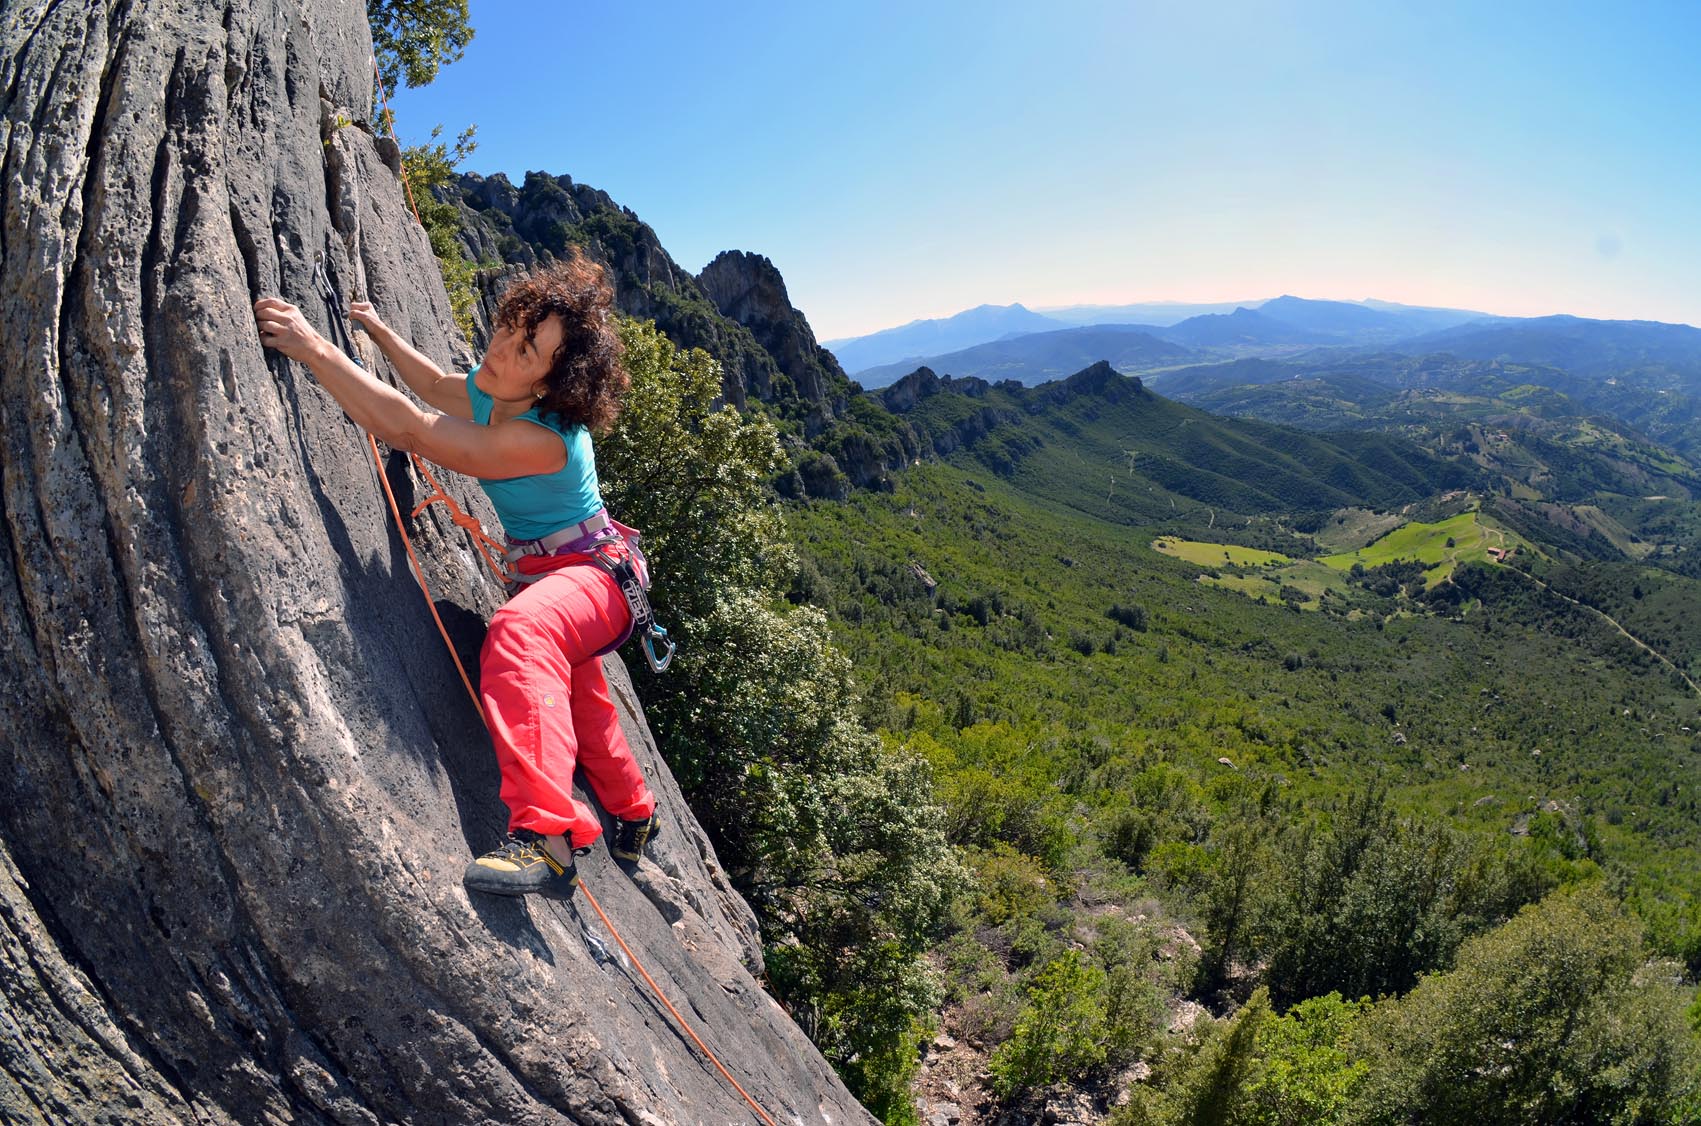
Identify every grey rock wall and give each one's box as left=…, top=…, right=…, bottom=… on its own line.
left=0, top=2, right=872, bottom=1122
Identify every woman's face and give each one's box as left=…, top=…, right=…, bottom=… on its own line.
left=479, top=313, right=567, bottom=401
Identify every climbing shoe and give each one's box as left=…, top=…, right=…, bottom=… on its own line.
left=462, top=832, right=579, bottom=899
left=610, top=812, right=661, bottom=862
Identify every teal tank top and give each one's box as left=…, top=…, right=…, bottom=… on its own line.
left=464, top=364, right=603, bottom=541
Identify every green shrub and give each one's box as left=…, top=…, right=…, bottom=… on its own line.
left=400, top=125, right=479, bottom=340
left=1349, top=885, right=1701, bottom=1125
left=990, top=952, right=1109, bottom=1098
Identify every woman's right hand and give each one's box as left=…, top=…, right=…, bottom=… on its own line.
left=348, top=301, right=389, bottom=340
left=255, top=298, right=331, bottom=365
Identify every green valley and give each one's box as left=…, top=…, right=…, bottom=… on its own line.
left=784, top=454, right=1701, bottom=1120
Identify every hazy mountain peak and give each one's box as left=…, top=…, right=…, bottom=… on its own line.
left=823, top=302, right=1069, bottom=373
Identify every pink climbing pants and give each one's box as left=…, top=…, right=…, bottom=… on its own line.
left=479, top=564, right=656, bottom=849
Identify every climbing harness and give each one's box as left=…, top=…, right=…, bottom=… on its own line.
left=309, top=249, right=674, bottom=673
left=505, top=517, right=675, bottom=673
left=590, top=538, right=676, bottom=673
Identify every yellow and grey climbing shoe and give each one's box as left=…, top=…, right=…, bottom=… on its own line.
left=462, top=832, right=579, bottom=899
left=610, top=812, right=661, bottom=862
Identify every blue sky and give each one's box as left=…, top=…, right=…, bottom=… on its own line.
left=390, top=1, right=1701, bottom=340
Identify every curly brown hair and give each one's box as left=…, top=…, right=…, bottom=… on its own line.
left=495, top=249, right=628, bottom=432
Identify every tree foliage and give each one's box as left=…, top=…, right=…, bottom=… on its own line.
left=991, top=951, right=1110, bottom=1097
left=1119, top=988, right=1272, bottom=1126
left=369, top=0, right=473, bottom=93
left=1256, top=787, right=1559, bottom=1007
left=597, top=321, right=967, bottom=1120
left=1350, top=884, right=1701, bottom=1125
left=1241, top=993, right=1371, bottom=1126
left=400, top=125, right=479, bottom=340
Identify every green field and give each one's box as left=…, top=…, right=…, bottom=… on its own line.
left=1201, top=562, right=1353, bottom=610
left=1153, top=536, right=1293, bottom=567
left=1320, top=510, right=1513, bottom=585
left=1151, top=510, right=1526, bottom=607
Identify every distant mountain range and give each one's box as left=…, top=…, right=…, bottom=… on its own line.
left=1033, top=300, right=1253, bottom=327
left=836, top=296, right=1503, bottom=385
left=1396, top=315, right=1701, bottom=384
left=853, top=325, right=1197, bottom=388
left=1150, top=347, right=1701, bottom=465
left=821, top=303, right=1069, bottom=374
left=836, top=296, right=1701, bottom=393
left=436, top=168, right=1701, bottom=529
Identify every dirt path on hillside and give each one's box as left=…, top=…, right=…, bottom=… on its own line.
left=1496, top=565, right=1701, bottom=696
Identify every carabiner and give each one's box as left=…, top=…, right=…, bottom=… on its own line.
left=642, top=627, right=676, bottom=673
left=311, top=252, right=361, bottom=367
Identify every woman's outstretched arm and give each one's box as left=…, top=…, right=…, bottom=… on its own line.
left=348, top=301, right=472, bottom=418
left=256, top=297, right=563, bottom=480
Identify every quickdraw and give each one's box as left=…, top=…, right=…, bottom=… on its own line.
left=587, top=539, right=675, bottom=674
left=312, top=253, right=361, bottom=363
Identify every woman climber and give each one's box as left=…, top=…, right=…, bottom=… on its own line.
left=255, top=250, right=659, bottom=900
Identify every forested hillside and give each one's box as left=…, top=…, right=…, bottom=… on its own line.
left=787, top=462, right=1701, bottom=1123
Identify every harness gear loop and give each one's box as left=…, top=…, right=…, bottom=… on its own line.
left=588, top=540, right=675, bottom=673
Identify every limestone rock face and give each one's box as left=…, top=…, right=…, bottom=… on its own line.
left=0, top=2, right=872, bottom=1123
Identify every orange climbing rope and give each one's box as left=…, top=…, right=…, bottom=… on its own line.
left=578, top=889, right=780, bottom=1126
left=406, top=453, right=514, bottom=580
left=366, top=433, right=488, bottom=724
left=373, top=58, right=422, bottom=224
left=362, top=58, right=779, bottom=1126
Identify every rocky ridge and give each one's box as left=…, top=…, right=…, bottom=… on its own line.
left=697, top=249, right=853, bottom=434
left=447, top=171, right=792, bottom=413
left=0, top=1, right=874, bottom=1122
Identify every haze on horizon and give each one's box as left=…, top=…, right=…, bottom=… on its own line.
left=392, top=0, right=1701, bottom=342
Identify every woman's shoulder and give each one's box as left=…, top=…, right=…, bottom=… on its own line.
left=465, top=364, right=494, bottom=423
left=516, top=410, right=593, bottom=459
left=524, top=407, right=589, bottom=437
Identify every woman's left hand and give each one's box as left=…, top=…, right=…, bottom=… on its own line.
left=255, top=298, right=329, bottom=364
